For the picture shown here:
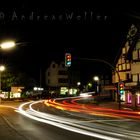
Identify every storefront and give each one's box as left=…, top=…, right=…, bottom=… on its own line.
left=125, top=91, right=140, bottom=105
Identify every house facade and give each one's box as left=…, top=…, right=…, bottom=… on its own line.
left=45, top=61, right=80, bottom=96
left=46, top=61, right=69, bottom=88
left=112, top=24, right=140, bottom=108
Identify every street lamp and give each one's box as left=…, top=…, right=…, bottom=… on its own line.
left=0, top=40, right=15, bottom=90
left=0, top=41, right=16, bottom=49
left=0, top=65, right=5, bottom=103
left=77, top=82, right=81, bottom=86
left=93, top=76, right=99, bottom=93
left=0, top=65, right=5, bottom=93
left=0, top=40, right=15, bottom=102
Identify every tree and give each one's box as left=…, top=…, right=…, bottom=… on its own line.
left=1, top=71, right=37, bottom=91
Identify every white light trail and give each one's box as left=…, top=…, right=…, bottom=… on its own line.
left=18, top=101, right=126, bottom=140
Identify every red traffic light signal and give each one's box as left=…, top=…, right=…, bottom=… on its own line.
left=65, top=53, right=71, bottom=67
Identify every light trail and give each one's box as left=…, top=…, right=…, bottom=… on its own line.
left=45, top=96, right=140, bottom=120
left=18, top=100, right=140, bottom=140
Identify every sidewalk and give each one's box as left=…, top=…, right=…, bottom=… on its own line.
left=98, top=101, right=140, bottom=111
left=0, top=100, right=28, bottom=108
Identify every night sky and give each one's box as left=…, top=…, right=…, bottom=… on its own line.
left=0, top=3, right=139, bottom=86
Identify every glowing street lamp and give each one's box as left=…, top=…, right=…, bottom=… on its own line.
left=93, top=76, right=99, bottom=81
left=0, top=65, right=5, bottom=71
left=77, top=82, right=81, bottom=86
left=0, top=41, right=16, bottom=49
left=93, top=76, right=99, bottom=93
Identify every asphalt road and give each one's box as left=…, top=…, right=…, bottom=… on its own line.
left=0, top=103, right=97, bottom=140
left=1, top=99, right=140, bottom=140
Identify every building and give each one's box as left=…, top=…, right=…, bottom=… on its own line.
left=45, top=61, right=80, bottom=96
left=46, top=61, right=69, bottom=88
left=112, top=24, right=140, bottom=108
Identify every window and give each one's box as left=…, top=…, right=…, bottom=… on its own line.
left=132, top=74, right=138, bottom=82
left=133, top=50, right=138, bottom=60
left=58, top=78, right=68, bottom=83
left=52, top=64, right=55, bottom=68
left=122, top=63, right=126, bottom=70
left=126, top=73, right=129, bottom=80
left=118, top=58, right=122, bottom=64
left=126, top=63, right=130, bottom=69
left=136, top=40, right=140, bottom=49
left=58, top=70, right=67, bottom=75
left=126, top=45, right=130, bottom=52
left=48, top=72, right=50, bottom=76
left=122, top=47, right=126, bottom=54
left=118, top=64, right=122, bottom=71
left=122, top=58, right=125, bottom=63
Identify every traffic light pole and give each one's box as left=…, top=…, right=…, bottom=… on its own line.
left=78, top=58, right=121, bottom=109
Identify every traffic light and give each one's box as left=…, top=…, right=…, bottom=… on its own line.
left=65, top=53, right=71, bottom=67
left=118, top=82, right=125, bottom=95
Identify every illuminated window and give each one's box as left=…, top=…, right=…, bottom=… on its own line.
left=136, top=40, right=140, bottom=49
left=133, top=50, right=138, bottom=60
left=139, top=50, right=140, bottom=59
left=122, top=58, right=125, bottom=63
left=126, top=45, right=130, bottom=52
left=122, top=47, right=126, bottom=54
left=118, top=64, right=122, bottom=71
left=132, top=74, right=138, bottom=82
left=126, top=63, right=130, bottom=69
left=122, top=63, right=126, bottom=70
left=118, top=58, right=122, bottom=64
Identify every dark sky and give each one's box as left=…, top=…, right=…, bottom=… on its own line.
left=0, top=4, right=139, bottom=85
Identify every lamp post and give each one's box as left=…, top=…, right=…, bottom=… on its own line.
left=93, top=76, right=99, bottom=93
left=0, top=65, right=5, bottom=103
left=0, top=65, right=5, bottom=92
left=0, top=40, right=15, bottom=91
left=0, top=40, right=15, bottom=103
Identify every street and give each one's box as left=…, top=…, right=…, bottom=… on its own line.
left=0, top=101, right=96, bottom=140
left=1, top=98, right=140, bottom=140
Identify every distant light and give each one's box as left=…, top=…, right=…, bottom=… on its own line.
left=33, top=87, right=38, bottom=91
left=0, top=65, right=5, bottom=71
left=77, top=82, right=81, bottom=86
left=80, top=92, right=93, bottom=97
left=33, top=87, right=44, bottom=91
left=0, top=41, right=15, bottom=49
left=88, top=83, right=92, bottom=87
left=93, top=76, right=99, bottom=81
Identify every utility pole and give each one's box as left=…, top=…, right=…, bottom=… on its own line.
left=40, top=68, right=42, bottom=88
